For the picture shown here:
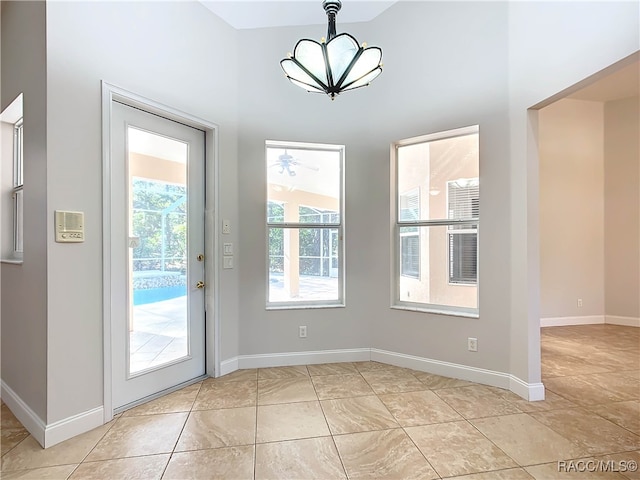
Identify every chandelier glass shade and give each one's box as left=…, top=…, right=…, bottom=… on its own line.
left=280, top=0, right=383, bottom=100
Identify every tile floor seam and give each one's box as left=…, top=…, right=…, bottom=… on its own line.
left=397, top=422, right=442, bottom=478
left=524, top=407, right=640, bottom=458
left=466, top=414, right=539, bottom=469
left=74, top=415, right=119, bottom=467
left=0, top=433, right=29, bottom=461
left=586, top=409, right=640, bottom=439
left=253, top=374, right=258, bottom=480
left=310, top=370, right=349, bottom=479
left=430, top=387, right=470, bottom=419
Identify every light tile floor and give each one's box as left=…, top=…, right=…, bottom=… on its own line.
left=1, top=324, right=639, bottom=479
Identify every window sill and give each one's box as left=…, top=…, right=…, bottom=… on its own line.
left=1, top=258, right=23, bottom=265
left=266, top=303, right=346, bottom=311
left=391, top=304, right=479, bottom=319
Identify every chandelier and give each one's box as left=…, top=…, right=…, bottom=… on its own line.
left=280, top=0, right=383, bottom=100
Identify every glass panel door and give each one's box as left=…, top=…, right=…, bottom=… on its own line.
left=110, top=100, right=205, bottom=411
left=128, top=127, right=189, bottom=374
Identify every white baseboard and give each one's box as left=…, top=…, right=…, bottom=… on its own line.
left=220, top=348, right=543, bottom=401
left=371, top=348, right=511, bottom=389
left=1, top=379, right=104, bottom=448
left=606, top=315, right=640, bottom=327
left=510, top=376, right=545, bottom=401
left=540, top=315, right=604, bottom=327
left=1, top=380, right=46, bottom=447
left=237, top=348, right=371, bottom=370
left=44, top=406, right=104, bottom=448
left=219, top=356, right=239, bottom=376
left=371, top=348, right=544, bottom=401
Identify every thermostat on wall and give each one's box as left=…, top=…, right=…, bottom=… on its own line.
left=55, top=210, right=85, bottom=243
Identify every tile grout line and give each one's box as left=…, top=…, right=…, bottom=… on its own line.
left=253, top=372, right=258, bottom=480
left=310, top=364, right=350, bottom=480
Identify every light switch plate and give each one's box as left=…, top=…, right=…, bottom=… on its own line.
left=223, top=243, right=233, bottom=255
left=223, top=256, right=233, bottom=269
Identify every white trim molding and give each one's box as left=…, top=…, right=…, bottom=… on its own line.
left=606, top=315, right=640, bottom=327
left=540, top=315, right=604, bottom=327
left=236, top=348, right=371, bottom=370
left=371, top=348, right=544, bottom=401
left=44, top=407, right=104, bottom=448
left=1, top=380, right=46, bottom=446
left=219, top=357, right=240, bottom=377
left=101, top=81, right=221, bottom=422
left=1, top=380, right=104, bottom=448
left=219, top=348, right=544, bottom=401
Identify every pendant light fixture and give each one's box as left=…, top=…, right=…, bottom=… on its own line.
left=280, top=0, right=383, bottom=100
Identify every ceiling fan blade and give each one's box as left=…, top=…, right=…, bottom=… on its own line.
left=298, top=163, right=320, bottom=171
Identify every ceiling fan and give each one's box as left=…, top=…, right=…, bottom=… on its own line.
left=270, top=150, right=319, bottom=177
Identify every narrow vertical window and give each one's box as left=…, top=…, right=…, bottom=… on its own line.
left=13, top=119, right=24, bottom=256
left=266, top=141, right=344, bottom=307
left=393, top=126, right=479, bottom=315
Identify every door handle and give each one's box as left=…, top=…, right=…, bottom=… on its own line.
left=196, top=281, right=205, bottom=289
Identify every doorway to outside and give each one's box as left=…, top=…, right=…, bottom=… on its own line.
left=103, top=84, right=219, bottom=418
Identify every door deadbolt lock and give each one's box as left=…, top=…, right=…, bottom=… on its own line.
left=197, top=254, right=204, bottom=261
left=196, top=281, right=205, bottom=289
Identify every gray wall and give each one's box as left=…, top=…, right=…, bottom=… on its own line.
left=237, top=2, right=512, bottom=371
left=238, top=0, right=639, bottom=385
left=604, top=96, right=640, bottom=319
left=1, top=1, right=49, bottom=422
left=1, top=0, right=638, bottom=429
left=44, top=0, right=239, bottom=423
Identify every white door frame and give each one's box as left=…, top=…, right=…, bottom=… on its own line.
left=101, top=81, right=220, bottom=423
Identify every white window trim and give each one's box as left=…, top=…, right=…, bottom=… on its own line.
left=12, top=119, right=24, bottom=259
left=390, top=125, right=479, bottom=317
left=265, top=140, right=345, bottom=309
left=1, top=94, right=24, bottom=263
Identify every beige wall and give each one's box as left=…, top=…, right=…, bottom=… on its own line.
left=397, top=135, right=478, bottom=308
left=130, top=153, right=186, bottom=185
left=604, top=96, right=640, bottom=319
left=540, top=95, right=640, bottom=323
left=539, top=99, right=605, bottom=319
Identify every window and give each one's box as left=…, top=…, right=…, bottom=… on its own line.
left=1, top=94, right=24, bottom=262
left=13, top=119, right=24, bottom=256
left=393, top=126, right=479, bottom=315
left=266, top=141, right=344, bottom=307
left=447, top=179, right=479, bottom=285
left=400, top=189, right=419, bottom=278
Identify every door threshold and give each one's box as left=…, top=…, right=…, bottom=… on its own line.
left=114, top=374, right=208, bottom=415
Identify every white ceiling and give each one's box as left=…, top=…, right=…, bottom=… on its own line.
left=201, top=1, right=396, bottom=30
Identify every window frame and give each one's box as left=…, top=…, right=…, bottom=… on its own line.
left=12, top=118, right=24, bottom=258
left=391, top=125, right=479, bottom=317
left=265, top=140, right=345, bottom=309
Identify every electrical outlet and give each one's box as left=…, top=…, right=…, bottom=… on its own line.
left=222, top=219, right=231, bottom=235
left=468, top=337, right=478, bottom=352
left=299, top=326, right=307, bottom=338
left=577, top=298, right=583, bottom=308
